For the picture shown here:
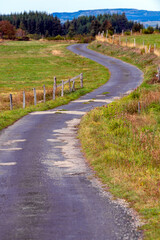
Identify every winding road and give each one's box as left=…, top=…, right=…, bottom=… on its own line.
left=0, top=44, right=143, bottom=240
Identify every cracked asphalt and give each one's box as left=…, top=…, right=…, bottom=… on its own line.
left=0, top=44, right=143, bottom=240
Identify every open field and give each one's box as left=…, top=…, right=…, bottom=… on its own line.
left=79, top=40, right=160, bottom=239
left=0, top=40, right=109, bottom=129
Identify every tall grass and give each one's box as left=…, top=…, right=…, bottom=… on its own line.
left=79, top=40, right=160, bottom=239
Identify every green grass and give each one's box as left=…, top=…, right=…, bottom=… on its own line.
left=0, top=40, right=109, bottom=129
left=120, top=34, right=160, bottom=48
left=78, top=40, right=160, bottom=239
left=0, top=41, right=108, bottom=93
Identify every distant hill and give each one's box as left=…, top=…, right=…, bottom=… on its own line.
left=52, top=8, right=160, bottom=27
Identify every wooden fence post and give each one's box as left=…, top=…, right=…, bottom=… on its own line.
left=145, top=46, right=148, bottom=54
left=138, top=102, right=141, bottom=114
left=106, top=30, right=108, bottom=38
left=43, top=85, right=46, bottom=103
left=143, top=40, right=145, bottom=47
left=53, top=76, right=57, bottom=100
left=119, top=36, right=121, bottom=45
left=23, top=91, right=25, bottom=109
left=61, top=80, right=64, bottom=97
left=126, top=38, right=127, bottom=46
left=80, top=73, right=83, bottom=88
left=148, top=45, right=151, bottom=53
left=69, top=79, right=71, bottom=92
left=33, top=88, right=36, bottom=105
left=158, top=67, right=160, bottom=82
left=10, top=94, right=13, bottom=110
left=112, top=35, right=114, bottom=44
left=72, top=81, right=75, bottom=91
left=122, top=30, right=124, bottom=36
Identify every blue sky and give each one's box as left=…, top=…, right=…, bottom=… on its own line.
left=1, top=0, right=160, bottom=14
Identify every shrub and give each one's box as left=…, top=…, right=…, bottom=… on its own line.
left=143, top=27, right=154, bottom=34
left=45, top=35, right=65, bottom=41
left=124, top=31, right=131, bottom=36
left=27, top=34, right=41, bottom=40
left=0, top=20, right=16, bottom=39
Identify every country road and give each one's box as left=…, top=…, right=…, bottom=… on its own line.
left=0, top=44, right=143, bottom=240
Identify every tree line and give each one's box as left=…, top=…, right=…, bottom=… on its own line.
left=0, top=12, right=62, bottom=39
left=64, top=13, right=142, bottom=37
left=0, top=11, right=158, bottom=40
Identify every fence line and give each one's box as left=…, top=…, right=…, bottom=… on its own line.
left=8, top=73, right=83, bottom=110
left=96, top=35, right=160, bottom=57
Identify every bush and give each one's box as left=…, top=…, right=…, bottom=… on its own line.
left=45, top=35, right=65, bottom=41
left=16, top=36, right=29, bottom=41
left=108, top=30, right=113, bottom=36
left=125, top=31, right=131, bottom=36
left=77, top=36, right=95, bottom=43
left=54, top=35, right=65, bottom=40
left=0, top=20, right=16, bottom=39
left=27, top=34, right=41, bottom=40
left=143, top=26, right=154, bottom=34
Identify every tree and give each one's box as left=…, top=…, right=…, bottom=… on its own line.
left=132, top=22, right=143, bottom=32
left=147, top=26, right=154, bottom=34
left=90, top=20, right=101, bottom=36
left=16, top=28, right=26, bottom=37
left=68, top=24, right=76, bottom=38
left=0, top=12, right=62, bottom=37
left=0, top=20, right=16, bottom=39
left=100, top=19, right=112, bottom=32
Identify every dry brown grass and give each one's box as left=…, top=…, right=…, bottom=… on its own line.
left=140, top=89, right=160, bottom=108
left=0, top=87, right=62, bottom=110
left=0, top=79, right=81, bottom=110
left=51, top=49, right=64, bottom=57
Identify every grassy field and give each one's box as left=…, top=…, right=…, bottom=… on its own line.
left=120, top=34, right=160, bottom=48
left=97, top=33, right=160, bottom=57
left=79, top=40, right=160, bottom=239
left=0, top=40, right=109, bottom=130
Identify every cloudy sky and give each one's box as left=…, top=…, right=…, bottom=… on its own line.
left=1, top=0, right=160, bottom=14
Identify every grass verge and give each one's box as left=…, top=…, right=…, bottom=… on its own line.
left=78, top=40, right=160, bottom=239
left=0, top=40, right=109, bottom=130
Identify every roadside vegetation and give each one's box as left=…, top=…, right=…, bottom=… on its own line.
left=79, top=37, right=160, bottom=239
left=0, top=40, right=109, bottom=130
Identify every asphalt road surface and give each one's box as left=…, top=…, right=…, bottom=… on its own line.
left=0, top=44, right=143, bottom=240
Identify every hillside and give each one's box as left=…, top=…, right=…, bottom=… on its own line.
left=52, top=8, right=160, bottom=26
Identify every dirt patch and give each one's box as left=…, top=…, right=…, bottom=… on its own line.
left=52, top=50, right=64, bottom=57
